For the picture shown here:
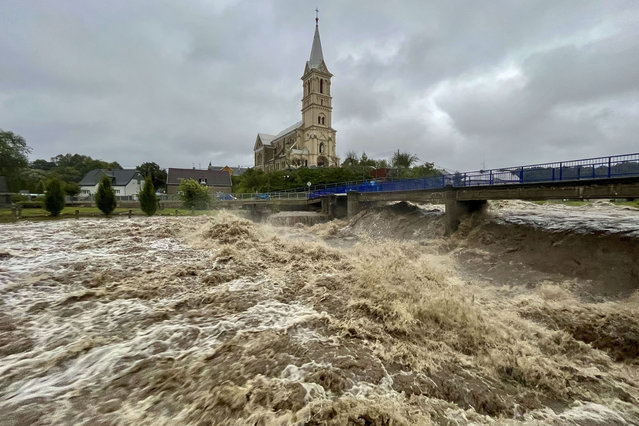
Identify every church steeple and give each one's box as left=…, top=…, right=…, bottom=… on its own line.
left=299, top=10, right=337, bottom=168
left=308, top=22, right=324, bottom=70
left=306, top=10, right=330, bottom=74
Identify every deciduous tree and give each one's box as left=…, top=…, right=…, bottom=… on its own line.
left=136, top=162, right=167, bottom=191
left=0, top=129, right=31, bottom=192
left=179, top=178, right=210, bottom=210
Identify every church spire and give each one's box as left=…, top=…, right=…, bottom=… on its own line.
left=308, top=10, right=325, bottom=70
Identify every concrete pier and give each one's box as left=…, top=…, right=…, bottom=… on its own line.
left=445, top=199, right=487, bottom=234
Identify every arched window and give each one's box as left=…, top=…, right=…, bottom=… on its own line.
left=322, top=116, right=325, bottom=124
left=319, top=143, right=325, bottom=153
left=320, top=79, right=323, bottom=93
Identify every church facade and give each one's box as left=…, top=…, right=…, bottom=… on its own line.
left=254, top=18, right=338, bottom=171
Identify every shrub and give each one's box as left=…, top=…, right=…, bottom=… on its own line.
left=139, top=175, right=157, bottom=216
left=95, top=174, right=117, bottom=216
left=44, top=177, right=66, bottom=216
left=17, top=200, right=43, bottom=208
left=179, top=178, right=210, bottom=210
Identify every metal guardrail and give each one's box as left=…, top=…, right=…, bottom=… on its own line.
left=307, top=153, right=639, bottom=200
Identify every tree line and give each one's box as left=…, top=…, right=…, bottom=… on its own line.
left=3, top=128, right=444, bottom=214
left=233, top=150, right=442, bottom=193
left=1, top=129, right=166, bottom=195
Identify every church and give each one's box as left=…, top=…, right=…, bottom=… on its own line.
left=253, top=15, right=339, bottom=171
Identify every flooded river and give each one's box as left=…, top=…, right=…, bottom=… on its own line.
left=0, top=201, right=638, bottom=424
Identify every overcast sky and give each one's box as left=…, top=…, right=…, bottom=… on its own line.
left=2, top=1, right=638, bottom=172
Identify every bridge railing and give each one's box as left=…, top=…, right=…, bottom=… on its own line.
left=307, top=152, right=639, bottom=199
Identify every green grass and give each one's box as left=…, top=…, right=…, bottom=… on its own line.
left=616, top=200, right=639, bottom=208
left=0, top=206, right=218, bottom=222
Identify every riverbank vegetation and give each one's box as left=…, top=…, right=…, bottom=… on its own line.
left=232, top=151, right=441, bottom=193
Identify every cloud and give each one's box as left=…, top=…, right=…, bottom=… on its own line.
left=1, top=0, right=638, bottom=172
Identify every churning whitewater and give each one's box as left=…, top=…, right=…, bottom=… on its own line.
left=1, top=201, right=638, bottom=425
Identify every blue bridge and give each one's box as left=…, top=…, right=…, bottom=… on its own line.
left=308, top=153, right=639, bottom=200
left=300, top=153, right=639, bottom=232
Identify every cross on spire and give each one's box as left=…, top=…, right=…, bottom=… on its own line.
left=315, top=8, right=319, bottom=26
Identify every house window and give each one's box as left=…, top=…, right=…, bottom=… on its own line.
left=199, top=178, right=207, bottom=185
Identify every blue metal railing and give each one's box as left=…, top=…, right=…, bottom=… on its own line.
left=307, top=153, right=639, bottom=200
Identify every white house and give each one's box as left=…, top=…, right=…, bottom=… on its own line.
left=79, top=169, right=144, bottom=198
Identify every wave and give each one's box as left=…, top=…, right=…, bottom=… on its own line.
left=0, top=209, right=637, bottom=424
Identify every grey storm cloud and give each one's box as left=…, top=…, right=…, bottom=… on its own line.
left=1, top=0, right=638, bottom=172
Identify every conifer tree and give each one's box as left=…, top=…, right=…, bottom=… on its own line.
left=95, top=174, right=117, bottom=216
left=139, top=175, right=157, bottom=216
left=44, top=177, right=65, bottom=217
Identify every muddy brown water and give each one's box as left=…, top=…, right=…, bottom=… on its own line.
left=0, top=201, right=638, bottom=425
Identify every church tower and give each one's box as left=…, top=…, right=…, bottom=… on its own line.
left=300, top=13, right=338, bottom=167
left=253, top=12, right=338, bottom=171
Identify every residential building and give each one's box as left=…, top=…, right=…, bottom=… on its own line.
left=166, top=168, right=232, bottom=195
left=79, top=169, right=144, bottom=198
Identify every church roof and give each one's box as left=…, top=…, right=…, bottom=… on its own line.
left=308, top=24, right=325, bottom=70
left=257, top=133, right=275, bottom=144
left=273, top=121, right=303, bottom=139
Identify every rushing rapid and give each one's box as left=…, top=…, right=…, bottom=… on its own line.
left=0, top=201, right=638, bottom=425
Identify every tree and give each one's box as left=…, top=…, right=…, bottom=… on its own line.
left=409, top=162, right=441, bottom=178
left=49, top=153, right=122, bottom=183
left=0, top=129, right=32, bottom=192
left=44, top=177, right=66, bottom=217
left=375, top=159, right=389, bottom=169
left=179, top=178, right=210, bottom=210
left=95, top=174, right=117, bottom=216
left=30, top=159, right=55, bottom=171
left=136, top=162, right=167, bottom=191
left=139, top=175, right=158, bottom=216
left=391, top=150, right=419, bottom=169
left=341, top=151, right=359, bottom=167
left=359, top=152, right=376, bottom=167
left=65, top=181, right=81, bottom=197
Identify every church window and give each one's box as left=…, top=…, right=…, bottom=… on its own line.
left=320, top=79, right=323, bottom=93
left=318, top=116, right=321, bottom=124
left=319, top=142, right=325, bottom=153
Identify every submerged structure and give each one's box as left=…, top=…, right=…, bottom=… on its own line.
left=253, top=14, right=338, bottom=171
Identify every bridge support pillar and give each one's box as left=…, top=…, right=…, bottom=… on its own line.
left=445, top=200, right=487, bottom=234
left=322, top=194, right=345, bottom=219
left=347, top=191, right=361, bottom=218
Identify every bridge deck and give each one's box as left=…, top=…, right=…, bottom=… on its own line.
left=355, top=176, right=639, bottom=203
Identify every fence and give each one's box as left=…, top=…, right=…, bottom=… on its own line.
left=308, top=153, right=639, bottom=200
